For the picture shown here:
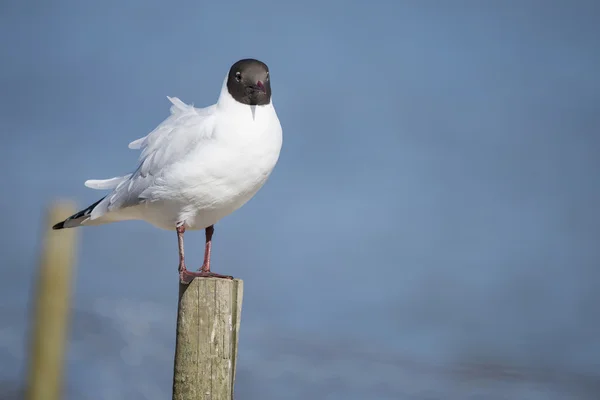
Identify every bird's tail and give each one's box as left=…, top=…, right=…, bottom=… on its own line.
left=52, top=196, right=106, bottom=230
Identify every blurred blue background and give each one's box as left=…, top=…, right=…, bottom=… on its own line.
left=1, top=1, right=599, bottom=399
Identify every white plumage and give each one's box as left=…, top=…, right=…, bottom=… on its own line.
left=62, top=74, right=283, bottom=231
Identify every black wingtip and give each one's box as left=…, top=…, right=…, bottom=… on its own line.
left=52, top=221, right=65, bottom=230
left=50, top=196, right=106, bottom=231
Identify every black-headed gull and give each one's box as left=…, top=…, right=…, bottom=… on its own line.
left=53, top=59, right=283, bottom=284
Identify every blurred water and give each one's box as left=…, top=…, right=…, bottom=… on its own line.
left=1, top=1, right=599, bottom=399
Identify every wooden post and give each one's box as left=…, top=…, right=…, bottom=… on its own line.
left=172, top=278, right=243, bottom=400
left=25, top=201, right=78, bottom=400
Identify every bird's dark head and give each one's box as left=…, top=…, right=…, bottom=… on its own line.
left=226, top=59, right=271, bottom=106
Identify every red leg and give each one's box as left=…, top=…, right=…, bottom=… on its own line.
left=176, top=225, right=186, bottom=272
left=178, top=225, right=233, bottom=285
left=201, top=225, right=214, bottom=272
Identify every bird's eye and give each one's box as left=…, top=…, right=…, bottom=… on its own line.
left=235, top=72, right=242, bottom=82
left=266, top=72, right=270, bottom=81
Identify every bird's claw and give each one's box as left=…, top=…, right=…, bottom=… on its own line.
left=179, top=268, right=234, bottom=285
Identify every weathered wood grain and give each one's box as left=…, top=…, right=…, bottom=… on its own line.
left=172, top=278, right=243, bottom=400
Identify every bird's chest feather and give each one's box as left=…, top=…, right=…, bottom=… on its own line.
left=219, top=123, right=281, bottom=192
left=178, top=111, right=282, bottom=206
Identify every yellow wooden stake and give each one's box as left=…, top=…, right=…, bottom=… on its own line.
left=26, top=201, right=78, bottom=400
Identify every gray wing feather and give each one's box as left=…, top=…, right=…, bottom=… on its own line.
left=90, top=97, right=215, bottom=220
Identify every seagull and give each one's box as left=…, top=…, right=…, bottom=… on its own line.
left=52, top=58, right=283, bottom=284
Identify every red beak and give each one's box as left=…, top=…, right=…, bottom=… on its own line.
left=255, top=80, right=266, bottom=93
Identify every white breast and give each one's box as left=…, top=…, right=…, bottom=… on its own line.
left=166, top=90, right=283, bottom=229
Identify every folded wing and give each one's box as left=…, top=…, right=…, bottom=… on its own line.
left=85, top=96, right=216, bottom=220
